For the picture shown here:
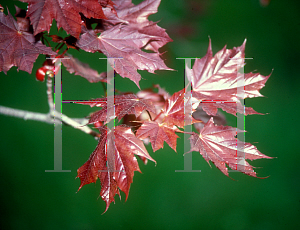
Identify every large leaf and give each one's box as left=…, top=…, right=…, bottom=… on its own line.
left=77, top=0, right=172, bottom=87
left=77, top=125, right=155, bottom=212
left=186, top=39, right=270, bottom=116
left=77, top=24, right=172, bottom=87
left=111, top=0, right=172, bottom=52
left=0, top=10, right=55, bottom=73
left=188, top=117, right=272, bottom=177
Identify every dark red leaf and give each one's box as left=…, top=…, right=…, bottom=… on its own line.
left=108, top=0, right=172, bottom=52
left=114, top=0, right=160, bottom=24
left=0, top=10, right=56, bottom=74
left=77, top=125, right=155, bottom=212
left=20, top=0, right=107, bottom=38
left=136, top=121, right=180, bottom=152
left=77, top=0, right=172, bottom=87
left=77, top=24, right=172, bottom=87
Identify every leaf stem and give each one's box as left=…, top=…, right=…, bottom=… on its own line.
left=145, top=110, right=152, bottom=121
left=153, top=110, right=163, bottom=122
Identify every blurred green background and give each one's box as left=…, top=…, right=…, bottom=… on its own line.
left=0, top=0, right=299, bottom=229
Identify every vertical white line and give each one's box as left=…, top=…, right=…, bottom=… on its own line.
left=175, top=58, right=201, bottom=173
left=46, top=58, right=71, bottom=172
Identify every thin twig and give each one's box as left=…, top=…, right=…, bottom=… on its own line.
left=47, top=75, right=54, bottom=114
left=58, top=112, right=99, bottom=138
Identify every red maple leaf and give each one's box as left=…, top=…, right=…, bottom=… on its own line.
left=77, top=125, right=155, bottom=212
left=77, top=0, right=172, bottom=87
left=135, top=89, right=201, bottom=152
left=77, top=24, right=172, bottom=87
left=188, top=117, right=272, bottom=177
left=0, top=10, right=56, bottom=73
left=20, top=0, right=108, bottom=38
left=136, top=120, right=180, bottom=152
left=79, top=94, right=156, bottom=123
left=186, top=39, right=270, bottom=116
left=109, top=0, right=172, bottom=52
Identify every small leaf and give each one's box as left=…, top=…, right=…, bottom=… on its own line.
left=136, top=121, right=180, bottom=152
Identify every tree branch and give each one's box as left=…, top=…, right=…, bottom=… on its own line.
left=0, top=105, right=99, bottom=138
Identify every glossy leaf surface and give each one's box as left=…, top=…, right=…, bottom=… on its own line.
left=189, top=117, right=272, bottom=177
left=77, top=125, right=155, bottom=212
left=186, top=39, right=270, bottom=116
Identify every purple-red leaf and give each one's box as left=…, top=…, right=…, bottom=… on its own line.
left=77, top=125, right=155, bottom=212
left=0, top=10, right=56, bottom=73
left=77, top=24, right=172, bottom=87
left=113, top=0, right=173, bottom=52
left=189, top=117, right=272, bottom=177
left=77, top=0, right=172, bottom=87
left=136, top=121, right=180, bottom=152
left=115, top=0, right=160, bottom=24
left=20, top=0, right=108, bottom=38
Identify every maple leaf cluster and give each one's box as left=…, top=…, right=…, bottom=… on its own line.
left=0, top=0, right=272, bottom=213
left=76, top=38, right=272, bottom=212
